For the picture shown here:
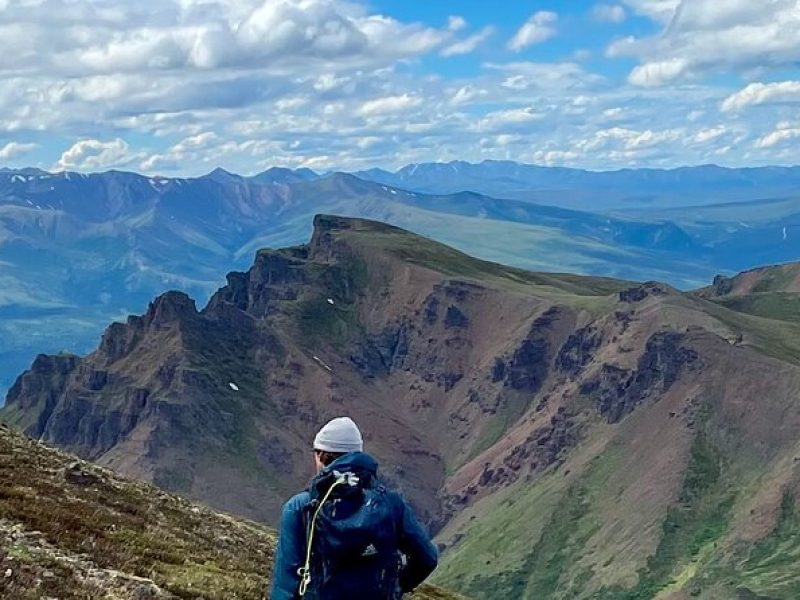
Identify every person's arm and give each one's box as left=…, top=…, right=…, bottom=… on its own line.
left=395, top=496, right=439, bottom=593
left=270, top=493, right=308, bottom=600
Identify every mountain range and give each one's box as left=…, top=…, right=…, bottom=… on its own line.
left=1, top=162, right=798, bottom=401
left=4, top=215, right=800, bottom=598
left=355, top=160, right=800, bottom=210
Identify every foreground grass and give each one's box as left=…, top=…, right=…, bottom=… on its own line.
left=0, top=425, right=462, bottom=599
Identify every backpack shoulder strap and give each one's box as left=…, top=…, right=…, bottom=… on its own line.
left=297, top=471, right=360, bottom=596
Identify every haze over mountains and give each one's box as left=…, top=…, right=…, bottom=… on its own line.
left=4, top=215, right=800, bottom=599
left=1, top=161, right=798, bottom=401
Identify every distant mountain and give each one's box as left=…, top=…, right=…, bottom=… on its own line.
left=4, top=216, right=800, bottom=599
left=1, top=166, right=798, bottom=401
left=249, top=166, right=319, bottom=186
left=355, top=160, right=800, bottom=210
left=0, top=423, right=458, bottom=600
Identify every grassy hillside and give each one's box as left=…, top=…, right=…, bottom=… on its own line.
left=0, top=425, right=461, bottom=600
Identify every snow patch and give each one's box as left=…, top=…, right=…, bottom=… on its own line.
left=11, top=175, right=24, bottom=183
left=389, top=189, right=397, bottom=195
left=229, top=382, right=240, bottom=391
left=312, top=355, right=333, bottom=372
left=327, top=298, right=335, bottom=305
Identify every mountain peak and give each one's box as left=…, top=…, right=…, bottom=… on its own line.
left=204, top=167, right=242, bottom=183
left=145, top=291, right=198, bottom=326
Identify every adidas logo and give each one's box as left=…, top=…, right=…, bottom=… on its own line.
left=362, top=543, right=378, bottom=557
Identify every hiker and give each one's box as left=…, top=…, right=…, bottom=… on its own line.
left=270, top=417, right=439, bottom=599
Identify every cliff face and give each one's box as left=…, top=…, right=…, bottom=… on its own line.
left=5, top=215, right=800, bottom=599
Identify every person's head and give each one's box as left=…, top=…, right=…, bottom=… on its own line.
left=312, top=416, right=363, bottom=473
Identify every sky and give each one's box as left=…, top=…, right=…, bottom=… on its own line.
left=0, top=0, right=799, bottom=175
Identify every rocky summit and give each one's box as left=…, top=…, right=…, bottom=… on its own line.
left=4, top=215, right=800, bottom=598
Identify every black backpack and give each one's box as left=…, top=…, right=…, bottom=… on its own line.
left=298, top=468, right=402, bottom=599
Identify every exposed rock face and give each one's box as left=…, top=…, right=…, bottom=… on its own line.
left=503, top=409, right=577, bottom=475
left=619, top=282, right=670, bottom=303
left=493, top=307, right=569, bottom=394
left=581, top=331, right=700, bottom=423
left=556, top=326, right=602, bottom=376
left=710, top=274, right=735, bottom=297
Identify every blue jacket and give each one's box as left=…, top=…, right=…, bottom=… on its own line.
left=270, top=452, right=439, bottom=599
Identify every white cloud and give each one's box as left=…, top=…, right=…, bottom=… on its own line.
left=0, top=141, right=37, bottom=160
left=0, top=0, right=793, bottom=173
left=450, top=85, right=488, bottom=106
left=448, top=16, right=467, bottom=32
left=532, top=149, right=581, bottom=165
left=508, top=11, right=558, bottom=52
left=693, top=126, right=727, bottom=143
left=593, top=4, right=627, bottom=23
left=722, top=81, right=800, bottom=112
left=476, top=107, right=543, bottom=132
left=55, top=138, right=139, bottom=171
left=441, top=26, right=494, bottom=57
left=140, top=131, right=227, bottom=171
left=620, top=0, right=679, bottom=22
left=616, top=0, right=800, bottom=86
left=0, top=0, right=450, bottom=77
left=358, top=94, right=423, bottom=117
left=576, top=126, right=684, bottom=152
left=628, top=58, right=689, bottom=87
left=489, top=61, right=603, bottom=91
left=756, top=124, right=800, bottom=148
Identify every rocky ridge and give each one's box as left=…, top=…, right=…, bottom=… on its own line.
left=5, top=216, right=800, bottom=598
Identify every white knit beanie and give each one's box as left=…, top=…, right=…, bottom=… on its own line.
left=313, top=417, right=363, bottom=453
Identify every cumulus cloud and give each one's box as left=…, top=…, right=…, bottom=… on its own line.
left=756, top=123, right=800, bottom=148
left=441, top=26, right=494, bottom=57
left=475, top=107, right=544, bottom=132
left=722, top=81, right=800, bottom=112
left=448, top=16, right=467, bottom=32
left=576, top=126, right=684, bottom=152
left=620, top=0, right=679, bottom=22
left=450, top=85, right=488, bottom=106
left=55, top=138, right=140, bottom=171
left=358, top=94, right=423, bottom=117
left=693, top=126, right=727, bottom=143
left=615, top=0, right=800, bottom=86
left=0, top=0, right=447, bottom=76
left=141, top=131, right=278, bottom=171
left=0, top=141, right=37, bottom=160
left=593, top=4, right=627, bottom=23
left=628, top=58, right=689, bottom=87
left=489, top=61, right=603, bottom=91
left=508, top=11, right=558, bottom=52
left=0, top=0, right=793, bottom=173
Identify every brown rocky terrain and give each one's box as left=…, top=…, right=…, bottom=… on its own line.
left=4, top=215, right=800, bottom=598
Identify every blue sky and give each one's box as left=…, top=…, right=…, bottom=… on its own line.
left=0, top=0, right=799, bottom=174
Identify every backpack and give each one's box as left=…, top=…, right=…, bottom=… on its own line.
left=298, top=468, right=402, bottom=599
